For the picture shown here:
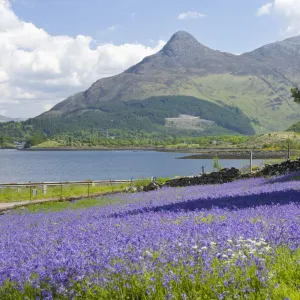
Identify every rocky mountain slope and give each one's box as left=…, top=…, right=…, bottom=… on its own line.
left=40, top=31, right=300, bottom=133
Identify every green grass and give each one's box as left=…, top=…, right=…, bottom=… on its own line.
left=0, top=246, right=299, bottom=299
left=134, top=177, right=170, bottom=188
left=31, top=140, right=61, bottom=148
left=0, top=178, right=170, bottom=204
left=190, top=74, right=297, bottom=133
left=8, top=177, right=171, bottom=213
left=0, top=183, right=129, bottom=203
left=19, top=197, right=124, bottom=213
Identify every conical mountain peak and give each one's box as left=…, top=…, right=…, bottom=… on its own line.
left=161, top=31, right=204, bottom=56
left=169, top=31, right=198, bottom=42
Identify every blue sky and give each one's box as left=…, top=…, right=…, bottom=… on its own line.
left=11, top=0, right=280, bottom=54
left=0, top=0, right=299, bottom=118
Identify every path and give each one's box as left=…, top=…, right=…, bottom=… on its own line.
left=0, top=199, right=60, bottom=212
left=0, top=189, right=123, bottom=213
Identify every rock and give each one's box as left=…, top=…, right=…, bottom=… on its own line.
left=125, top=186, right=137, bottom=193
left=165, top=167, right=241, bottom=187
left=255, top=158, right=300, bottom=177
left=143, top=181, right=162, bottom=192
left=136, top=186, right=144, bottom=192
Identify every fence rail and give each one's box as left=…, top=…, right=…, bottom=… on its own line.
left=0, top=179, right=132, bottom=187
left=0, top=179, right=133, bottom=203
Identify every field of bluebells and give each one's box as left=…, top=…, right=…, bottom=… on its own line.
left=1, top=173, right=300, bottom=299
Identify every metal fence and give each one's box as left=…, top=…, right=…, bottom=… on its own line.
left=0, top=180, right=132, bottom=203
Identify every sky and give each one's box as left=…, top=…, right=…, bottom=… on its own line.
left=0, top=0, right=300, bottom=118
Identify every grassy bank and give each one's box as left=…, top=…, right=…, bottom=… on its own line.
left=0, top=183, right=128, bottom=203
left=0, top=178, right=169, bottom=204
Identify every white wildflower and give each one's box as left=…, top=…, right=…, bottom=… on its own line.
left=145, top=251, right=153, bottom=258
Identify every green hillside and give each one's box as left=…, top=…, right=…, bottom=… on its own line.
left=29, top=96, right=255, bottom=135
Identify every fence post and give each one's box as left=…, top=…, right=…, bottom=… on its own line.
left=288, top=141, right=291, bottom=160
left=43, top=185, right=47, bottom=195
left=30, top=185, right=32, bottom=201
left=110, top=179, right=113, bottom=192
left=202, top=166, right=205, bottom=175
left=88, top=182, right=90, bottom=198
left=60, top=184, right=63, bottom=200
left=250, top=151, right=253, bottom=174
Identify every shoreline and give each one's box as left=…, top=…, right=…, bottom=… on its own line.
left=178, top=150, right=298, bottom=159
left=17, top=146, right=259, bottom=152
left=9, top=147, right=299, bottom=159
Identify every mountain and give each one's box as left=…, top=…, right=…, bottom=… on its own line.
left=0, top=115, right=24, bottom=123
left=38, top=31, right=300, bottom=134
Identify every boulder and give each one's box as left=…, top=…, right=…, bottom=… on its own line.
left=125, top=186, right=137, bottom=193
left=143, top=181, right=162, bottom=192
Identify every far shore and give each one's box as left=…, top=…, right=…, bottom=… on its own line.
left=6, top=146, right=298, bottom=159
left=178, top=150, right=298, bottom=160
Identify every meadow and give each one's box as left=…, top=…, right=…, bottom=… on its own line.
left=0, top=178, right=169, bottom=203
left=0, top=174, right=300, bottom=299
left=0, top=183, right=128, bottom=203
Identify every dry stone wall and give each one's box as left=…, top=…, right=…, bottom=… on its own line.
left=131, top=159, right=300, bottom=192
left=255, top=158, right=300, bottom=177
left=165, top=168, right=241, bottom=187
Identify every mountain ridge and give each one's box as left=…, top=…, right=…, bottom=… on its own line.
left=39, top=31, right=300, bottom=133
left=0, top=115, right=24, bottom=123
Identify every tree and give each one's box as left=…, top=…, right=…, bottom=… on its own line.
left=213, top=155, right=222, bottom=171
left=291, top=88, right=300, bottom=103
left=24, top=134, right=46, bottom=148
left=0, top=135, right=6, bottom=148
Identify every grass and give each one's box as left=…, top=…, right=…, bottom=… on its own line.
left=6, top=177, right=172, bottom=213
left=190, top=74, right=297, bottom=133
left=31, top=140, right=61, bottom=148
left=0, top=183, right=129, bottom=203
left=0, top=246, right=298, bottom=299
left=19, top=197, right=123, bottom=213
left=0, top=177, right=170, bottom=204
left=134, top=177, right=170, bottom=188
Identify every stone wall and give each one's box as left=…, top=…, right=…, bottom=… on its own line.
left=164, top=159, right=300, bottom=188
left=132, top=159, right=300, bottom=192
left=255, top=158, right=300, bottom=177
left=165, top=168, right=241, bottom=187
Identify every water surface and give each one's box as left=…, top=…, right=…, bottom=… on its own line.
left=0, top=150, right=263, bottom=183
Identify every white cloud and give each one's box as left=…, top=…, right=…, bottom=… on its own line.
left=177, top=11, right=206, bottom=20
left=43, top=103, right=54, bottom=111
left=256, top=3, right=273, bottom=16
left=257, top=0, right=300, bottom=35
left=0, top=109, right=7, bottom=116
left=0, top=0, right=165, bottom=118
left=107, top=25, right=118, bottom=32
